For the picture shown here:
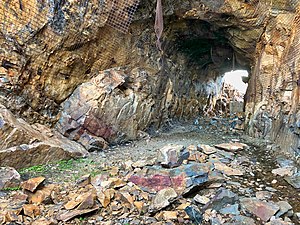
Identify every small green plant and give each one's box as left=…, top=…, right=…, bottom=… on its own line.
left=90, top=170, right=100, bottom=177
left=2, top=186, right=21, bottom=191
left=57, top=159, right=74, bottom=170
left=19, top=164, right=47, bottom=174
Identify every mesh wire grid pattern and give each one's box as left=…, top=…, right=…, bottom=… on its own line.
left=104, top=0, right=140, bottom=34
left=0, top=0, right=139, bottom=44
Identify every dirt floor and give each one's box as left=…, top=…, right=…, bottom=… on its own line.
left=2, top=119, right=300, bottom=225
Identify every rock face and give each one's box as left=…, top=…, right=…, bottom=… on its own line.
left=56, top=67, right=155, bottom=145
left=0, top=0, right=299, bottom=158
left=0, top=105, right=88, bottom=169
left=0, top=167, right=21, bottom=190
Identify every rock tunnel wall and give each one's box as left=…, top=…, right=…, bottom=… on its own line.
left=246, top=4, right=300, bottom=158
left=0, top=0, right=299, bottom=160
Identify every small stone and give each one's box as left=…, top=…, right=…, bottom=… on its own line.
left=150, top=187, right=177, bottom=212
left=0, top=167, right=21, bottom=190
left=32, top=217, right=57, bottom=225
left=119, top=192, right=134, bottom=205
left=266, top=218, right=293, bottom=225
left=266, top=187, right=278, bottom=192
left=177, top=202, right=191, bottom=210
left=163, top=211, right=178, bottom=220
left=256, top=191, right=273, bottom=200
left=23, top=204, right=41, bottom=218
left=76, top=174, right=91, bottom=187
left=134, top=201, right=144, bottom=212
left=214, top=162, right=244, bottom=176
left=272, top=180, right=278, bottom=184
left=56, top=206, right=99, bottom=222
left=208, top=183, right=223, bottom=188
left=157, top=144, right=189, bottom=168
left=64, top=199, right=81, bottom=210
left=76, top=193, right=95, bottom=210
left=214, top=142, right=248, bottom=152
left=12, top=192, right=28, bottom=202
left=228, top=215, right=256, bottom=225
left=205, top=188, right=238, bottom=211
left=184, top=205, right=203, bottom=225
left=197, top=145, right=217, bottom=155
left=193, top=194, right=209, bottom=205
left=284, top=175, right=300, bottom=189
left=275, top=201, right=292, bottom=218
left=97, top=190, right=112, bottom=208
left=272, top=167, right=294, bottom=177
left=21, top=177, right=45, bottom=192
left=240, top=198, right=280, bottom=221
left=219, top=203, right=240, bottom=215
left=29, top=184, right=55, bottom=204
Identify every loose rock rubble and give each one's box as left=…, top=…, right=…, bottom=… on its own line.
left=0, top=136, right=299, bottom=225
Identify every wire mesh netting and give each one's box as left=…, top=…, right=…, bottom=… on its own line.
left=0, top=0, right=140, bottom=71
left=104, top=0, right=140, bottom=34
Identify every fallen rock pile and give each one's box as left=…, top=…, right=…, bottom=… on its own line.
left=0, top=142, right=298, bottom=224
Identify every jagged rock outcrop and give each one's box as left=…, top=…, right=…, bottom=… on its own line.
left=0, top=0, right=299, bottom=159
left=0, top=104, right=89, bottom=169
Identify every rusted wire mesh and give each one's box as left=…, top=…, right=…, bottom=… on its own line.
left=0, top=0, right=51, bottom=42
left=0, top=0, right=139, bottom=66
left=104, top=0, right=140, bottom=34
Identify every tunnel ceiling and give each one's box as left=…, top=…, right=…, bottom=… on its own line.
left=171, top=20, right=237, bottom=73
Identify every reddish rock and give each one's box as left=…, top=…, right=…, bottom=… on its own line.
left=129, top=163, right=209, bottom=195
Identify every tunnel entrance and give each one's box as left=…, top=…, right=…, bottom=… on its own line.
left=222, top=70, right=249, bottom=116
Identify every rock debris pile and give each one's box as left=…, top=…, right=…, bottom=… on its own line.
left=0, top=141, right=299, bottom=225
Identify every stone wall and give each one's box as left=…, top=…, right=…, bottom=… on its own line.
left=246, top=8, right=300, bottom=158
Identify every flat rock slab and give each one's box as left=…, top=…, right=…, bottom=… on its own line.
left=219, top=203, right=240, bottom=215
left=284, top=175, right=300, bottom=189
left=240, top=198, right=280, bottom=221
left=198, top=144, right=217, bottom=155
left=226, top=215, right=256, bottom=225
left=266, top=218, right=294, bottom=225
left=272, top=167, right=294, bottom=177
left=214, top=162, right=244, bottom=176
left=0, top=105, right=89, bottom=169
left=215, top=143, right=248, bottom=152
left=275, top=201, right=292, bottom=218
left=128, top=162, right=209, bottom=195
left=204, top=188, right=238, bottom=211
left=56, top=206, right=99, bottom=222
left=0, top=167, right=20, bottom=190
left=255, top=191, right=273, bottom=200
